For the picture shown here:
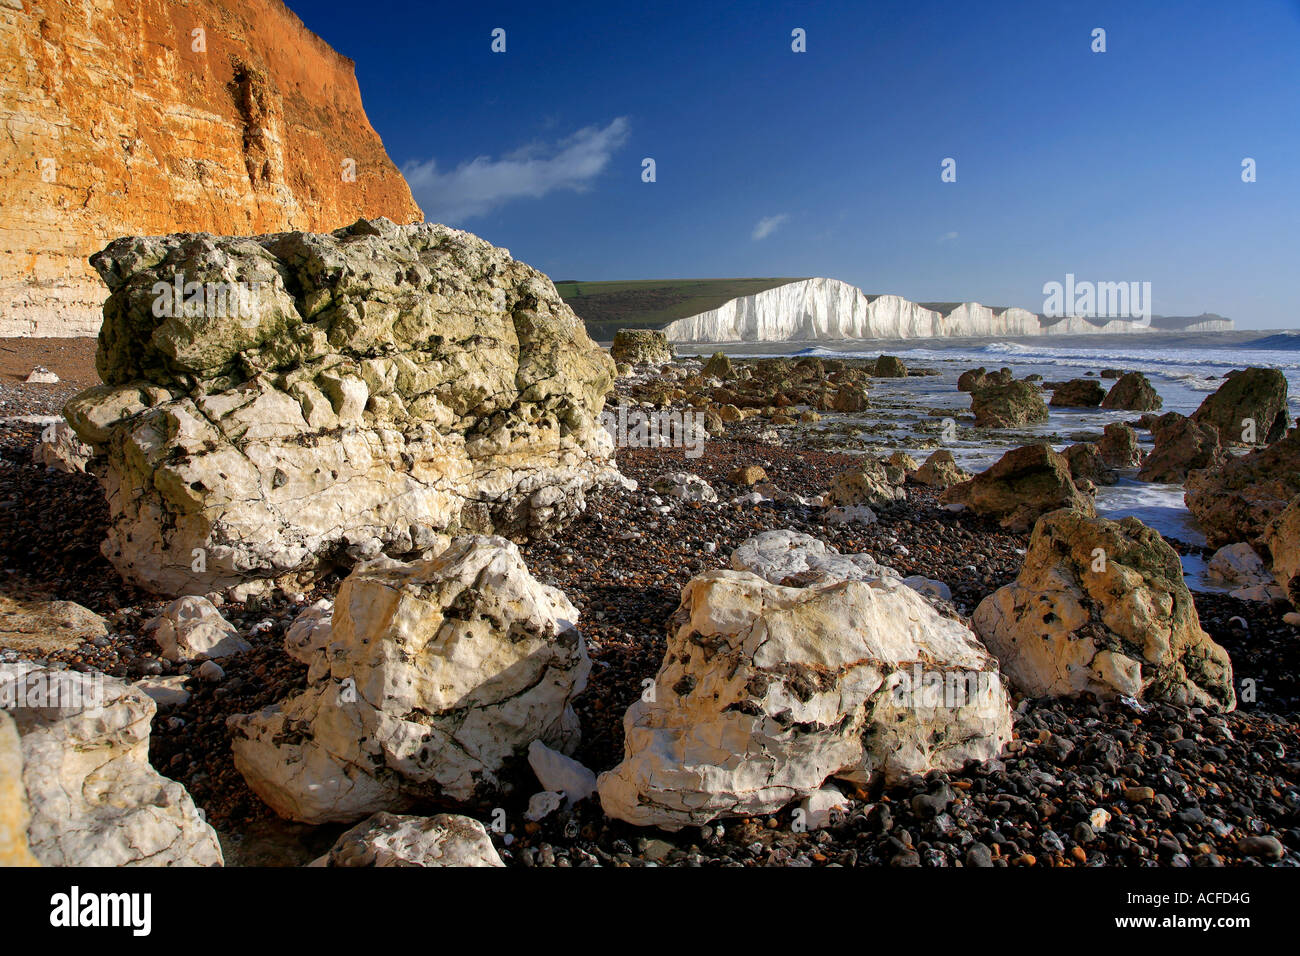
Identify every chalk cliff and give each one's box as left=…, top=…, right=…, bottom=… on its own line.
left=660, top=278, right=1231, bottom=343
left=0, top=0, right=423, bottom=336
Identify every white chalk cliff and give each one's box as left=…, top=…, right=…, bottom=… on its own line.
left=660, top=278, right=1223, bottom=343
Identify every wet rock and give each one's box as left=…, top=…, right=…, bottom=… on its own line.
left=1050, top=379, right=1106, bottom=408
left=1138, top=414, right=1226, bottom=484
left=1101, top=372, right=1163, bottom=412
left=1191, top=367, right=1289, bottom=446
left=873, top=355, right=907, bottom=378
left=970, top=380, right=1049, bottom=428
left=940, top=444, right=1095, bottom=532
left=1185, top=422, right=1300, bottom=548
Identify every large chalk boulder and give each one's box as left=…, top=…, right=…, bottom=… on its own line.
left=1, top=663, right=223, bottom=866
left=228, top=536, right=590, bottom=824
left=66, top=218, right=621, bottom=597
left=596, top=567, right=1012, bottom=829
left=972, top=510, right=1234, bottom=710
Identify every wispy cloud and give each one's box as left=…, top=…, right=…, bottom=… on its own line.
left=938, top=231, right=959, bottom=242
left=752, top=214, right=789, bottom=241
left=403, top=117, right=630, bottom=223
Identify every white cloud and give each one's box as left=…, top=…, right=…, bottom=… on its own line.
left=752, top=214, right=789, bottom=241
left=938, top=231, right=959, bottom=242
left=403, top=117, right=630, bottom=222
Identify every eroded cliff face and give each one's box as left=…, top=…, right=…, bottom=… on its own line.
left=660, top=278, right=1231, bottom=343
left=0, top=0, right=423, bottom=336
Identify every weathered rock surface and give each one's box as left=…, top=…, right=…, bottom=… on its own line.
left=1101, top=372, right=1163, bottom=411
left=310, top=812, right=504, bottom=867
left=67, top=218, right=620, bottom=596
left=1138, top=414, right=1225, bottom=483
left=653, top=473, right=718, bottom=503
left=1050, top=379, right=1106, bottom=408
left=702, top=352, right=732, bottom=379
left=228, top=536, right=590, bottom=824
left=31, top=421, right=92, bottom=474
left=0, top=0, right=421, bottom=336
left=972, top=510, right=1234, bottom=710
left=1206, top=543, right=1272, bottom=587
left=1263, top=495, right=1300, bottom=606
left=2, top=663, right=223, bottom=865
left=940, top=444, right=1095, bottom=532
left=1184, top=422, right=1300, bottom=549
left=827, top=460, right=904, bottom=508
left=1097, top=422, right=1145, bottom=469
left=0, top=596, right=109, bottom=654
left=873, top=355, right=907, bottom=378
left=1191, top=367, right=1289, bottom=446
left=0, top=711, right=38, bottom=867
left=149, top=596, right=250, bottom=662
left=596, top=566, right=1012, bottom=829
left=958, top=367, right=1012, bottom=392
left=913, top=449, right=970, bottom=488
left=970, top=380, right=1049, bottom=428
left=1063, top=443, right=1117, bottom=487
left=610, top=329, right=674, bottom=366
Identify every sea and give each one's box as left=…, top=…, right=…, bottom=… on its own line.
left=679, top=329, right=1300, bottom=592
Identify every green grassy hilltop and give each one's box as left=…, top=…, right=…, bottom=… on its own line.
left=554, top=278, right=805, bottom=341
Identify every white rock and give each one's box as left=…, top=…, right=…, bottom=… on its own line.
left=1207, top=543, right=1272, bottom=586
left=653, top=472, right=717, bottom=503
left=310, top=812, right=503, bottom=867
left=134, top=675, right=191, bottom=709
left=149, top=596, right=250, bottom=662
left=799, top=785, right=849, bottom=830
left=283, top=599, right=333, bottom=666
left=1090, top=808, right=1111, bottom=831
left=902, top=575, right=952, bottom=602
left=524, top=791, right=564, bottom=822
left=1228, top=584, right=1287, bottom=603
left=730, top=529, right=895, bottom=586
left=196, top=660, right=224, bottom=682
left=1, top=662, right=222, bottom=866
left=825, top=504, right=878, bottom=526
left=527, top=739, right=597, bottom=802
left=31, top=420, right=91, bottom=473
left=596, top=568, right=1011, bottom=829
left=228, top=536, right=590, bottom=824
left=24, top=366, right=58, bottom=384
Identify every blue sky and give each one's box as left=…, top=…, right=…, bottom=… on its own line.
left=289, top=0, right=1300, bottom=328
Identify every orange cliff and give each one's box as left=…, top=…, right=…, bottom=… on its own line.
left=0, top=0, right=424, bottom=336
